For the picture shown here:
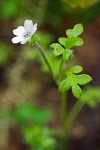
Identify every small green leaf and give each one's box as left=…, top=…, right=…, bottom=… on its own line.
left=63, top=50, right=73, bottom=61
left=59, top=37, right=84, bottom=49
left=77, top=74, right=92, bottom=85
left=74, top=37, right=84, bottom=46
left=66, top=37, right=84, bottom=49
left=72, top=84, right=82, bottom=99
left=59, top=79, right=70, bottom=92
left=50, top=43, right=64, bottom=56
left=66, top=29, right=74, bottom=37
left=66, top=24, right=83, bottom=37
left=70, top=65, right=83, bottom=74
left=73, top=24, right=83, bottom=37
left=58, top=37, right=66, bottom=48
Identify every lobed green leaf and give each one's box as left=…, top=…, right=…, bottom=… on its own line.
left=58, top=37, right=66, bottom=48
left=59, top=79, right=70, bottom=92
left=66, top=24, right=83, bottom=37
left=50, top=43, right=64, bottom=56
left=62, top=50, right=73, bottom=61
left=59, top=37, right=84, bottom=49
left=73, top=24, right=83, bottom=37
left=61, top=66, right=92, bottom=100
left=66, top=29, right=74, bottom=37
left=77, top=74, right=92, bottom=85
left=70, top=65, right=83, bottom=74
left=72, top=84, right=82, bottom=99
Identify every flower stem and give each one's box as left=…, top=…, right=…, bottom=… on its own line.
left=35, top=42, right=58, bottom=84
left=63, top=100, right=84, bottom=137
left=59, top=56, right=64, bottom=82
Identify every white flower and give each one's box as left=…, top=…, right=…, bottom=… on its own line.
left=12, top=19, right=37, bottom=44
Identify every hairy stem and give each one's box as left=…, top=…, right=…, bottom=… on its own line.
left=35, top=42, right=58, bottom=84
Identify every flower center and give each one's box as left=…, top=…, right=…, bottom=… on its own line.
left=24, top=32, right=30, bottom=38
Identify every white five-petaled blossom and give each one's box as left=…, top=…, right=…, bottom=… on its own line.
left=12, top=19, right=37, bottom=44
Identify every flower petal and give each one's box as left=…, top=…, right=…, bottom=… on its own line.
left=12, top=36, right=24, bottom=44
left=31, top=23, right=37, bottom=35
left=20, top=37, right=29, bottom=44
left=13, top=26, right=26, bottom=36
left=24, top=19, right=34, bottom=33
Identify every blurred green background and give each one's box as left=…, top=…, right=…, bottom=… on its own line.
left=0, top=0, right=100, bottom=150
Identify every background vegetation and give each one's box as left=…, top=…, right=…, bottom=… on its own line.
left=0, top=0, right=100, bottom=150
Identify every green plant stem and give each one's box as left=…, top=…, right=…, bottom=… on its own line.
left=59, top=57, right=68, bottom=125
left=35, top=42, right=58, bottom=84
left=60, top=57, right=68, bottom=124
left=59, top=56, right=64, bottom=82
left=63, top=100, right=85, bottom=137
left=60, top=57, right=63, bottom=75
